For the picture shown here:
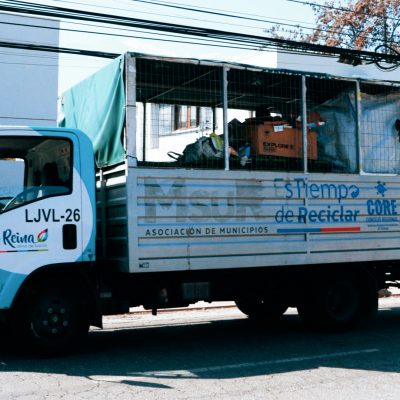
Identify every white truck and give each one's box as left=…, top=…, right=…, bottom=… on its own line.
left=1, top=52, right=400, bottom=354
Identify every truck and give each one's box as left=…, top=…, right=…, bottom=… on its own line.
left=2, top=52, right=400, bottom=354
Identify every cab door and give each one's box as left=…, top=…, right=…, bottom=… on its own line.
left=0, top=128, right=86, bottom=308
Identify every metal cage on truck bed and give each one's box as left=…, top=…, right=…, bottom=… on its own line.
left=61, top=52, right=400, bottom=174
left=60, top=52, right=400, bottom=276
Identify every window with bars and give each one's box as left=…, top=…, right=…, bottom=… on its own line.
left=174, top=106, right=200, bottom=130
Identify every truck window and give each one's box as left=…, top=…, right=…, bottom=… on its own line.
left=0, top=137, right=72, bottom=213
left=0, top=158, right=25, bottom=209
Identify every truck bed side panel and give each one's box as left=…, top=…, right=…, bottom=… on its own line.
left=126, top=168, right=400, bottom=273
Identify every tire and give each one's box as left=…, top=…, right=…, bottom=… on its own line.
left=12, top=278, right=89, bottom=356
left=297, top=273, right=378, bottom=332
left=235, top=297, right=288, bottom=321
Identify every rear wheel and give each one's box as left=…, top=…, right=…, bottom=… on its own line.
left=297, top=273, right=378, bottom=331
left=12, top=278, right=89, bottom=355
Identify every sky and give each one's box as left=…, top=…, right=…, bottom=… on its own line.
left=42, top=0, right=317, bottom=92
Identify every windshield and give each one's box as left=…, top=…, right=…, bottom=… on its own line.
left=0, top=137, right=72, bottom=213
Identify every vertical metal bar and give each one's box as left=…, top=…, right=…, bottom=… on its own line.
left=300, top=75, right=309, bottom=246
left=99, top=169, right=107, bottom=260
left=125, top=53, right=137, bottom=168
left=301, top=75, right=308, bottom=173
left=355, top=80, right=362, bottom=173
left=142, top=102, right=147, bottom=161
left=125, top=53, right=138, bottom=273
left=212, top=107, right=217, bottom=132
left=222, top=66, right=229, bottom=171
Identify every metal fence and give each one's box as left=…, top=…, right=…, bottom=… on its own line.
left=133, top=55, right=400, bottom=175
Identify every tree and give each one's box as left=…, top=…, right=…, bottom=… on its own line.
left=269, top=1, right=400, bottom=52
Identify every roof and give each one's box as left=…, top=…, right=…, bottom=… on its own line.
left=129, top=52, right=400, bottom=111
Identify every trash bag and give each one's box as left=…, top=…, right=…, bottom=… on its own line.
left=168, top=135, right=223, bottom=165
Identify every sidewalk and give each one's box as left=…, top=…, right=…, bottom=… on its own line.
left=127, top=285, right=400, bottom=316
left=98, top=295, right=400, bottom=331
left=381, top=285, right=400, bottom=297
left=129, top=301, right=236, bottom=315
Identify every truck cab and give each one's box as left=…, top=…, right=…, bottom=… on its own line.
left=0, top=127, right=96, bottom=353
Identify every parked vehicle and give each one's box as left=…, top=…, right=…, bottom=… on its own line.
left=1, top=53, right=400, bottom=353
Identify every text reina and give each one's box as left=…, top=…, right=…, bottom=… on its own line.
left=2, top=229, right=35, bottom=248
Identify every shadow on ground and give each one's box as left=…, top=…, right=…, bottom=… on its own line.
left=1, top=306, right=400, bottom=388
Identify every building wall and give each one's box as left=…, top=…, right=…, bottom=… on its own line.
left=0, top=13, right=59, bottom=126
left=277, top=52, right=400, bottom=82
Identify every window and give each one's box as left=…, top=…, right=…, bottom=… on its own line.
left=0, top=137, right=72, bottom=213
left=0, top=158, right=25, bottom=209
left=174, top=106, right=199, bottom=130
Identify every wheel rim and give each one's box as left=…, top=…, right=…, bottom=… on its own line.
left=30, top=296, right=71, bottom=338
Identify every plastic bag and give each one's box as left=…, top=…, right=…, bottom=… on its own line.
left=168, top=136, right=223, bottom=165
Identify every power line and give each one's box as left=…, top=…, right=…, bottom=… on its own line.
left=1, top=15, right=253, bottom=55
left=0, top=1, right=374, bottom=53
left=128, top=0, right=305, bottom=27
left=0, top=5, right=304, bottom=60
left=0, top=14, right=353, bottom=55
left=286, top=0, right=400, bottom=69
left=0, top=37, right=340, bottom=61
left=1, top=0, right=399, bottom=67
left=287, top=0, right=400, bottom=22
left=0, top=22, right=280, bottom=56
left=141, top=0, right=343, bottom=41
left=55, top=0, right=353, bottom=42
left=0, top=6, right=342, bottom=66
left=54, top=0, right=269, bottom=33
left=67, top=0, right=316, bottom=27
left=0, top=59, right=104, bottom=68
left=0, top=19, right=263, bottom=50
left=0, top=40, right=119, bottom=58
left=0, top=0, right=355, bottom=46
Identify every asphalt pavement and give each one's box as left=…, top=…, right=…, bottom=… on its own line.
left=2, top=295, right=400, bottom=399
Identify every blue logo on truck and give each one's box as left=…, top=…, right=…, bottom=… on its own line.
left=375, top=181, right=387, bottom=197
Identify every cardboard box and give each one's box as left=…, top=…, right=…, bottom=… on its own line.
left=245, top=120, right=317, bottom=160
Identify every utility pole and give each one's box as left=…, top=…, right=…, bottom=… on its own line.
left=383, top=2, right=388, bottom=53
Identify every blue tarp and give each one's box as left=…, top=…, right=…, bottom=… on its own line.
left=59, top=56, right=126, bottom=168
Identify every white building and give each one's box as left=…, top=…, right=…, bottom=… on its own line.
left=277, top=51, right=400, bottom=82
left=0, top=13, right=59, bottom=126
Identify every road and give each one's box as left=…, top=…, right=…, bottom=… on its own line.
left=1, top=298, right=400, bottom=399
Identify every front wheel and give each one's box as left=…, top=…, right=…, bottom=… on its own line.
left=12, top=279, right=89, bottom=355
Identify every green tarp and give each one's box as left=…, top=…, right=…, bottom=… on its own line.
left=59, top=56, right=126, bottom=168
